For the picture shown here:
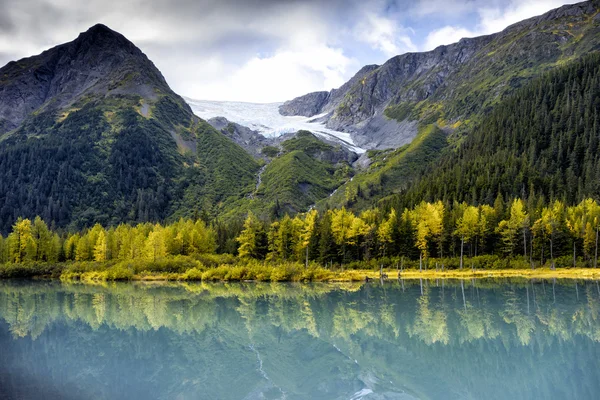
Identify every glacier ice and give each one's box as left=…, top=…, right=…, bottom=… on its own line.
left=186, top=98, right=365, bottom=153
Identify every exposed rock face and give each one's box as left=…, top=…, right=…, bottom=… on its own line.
left=279, top=0, right=600, bottom=149
left=279, top=65, right=379, bottom=118
left=0, top=24, right=178, bottom=134
left=207, top=116, right=274, bottom=159
left=278, top=91, right=329, bottom=117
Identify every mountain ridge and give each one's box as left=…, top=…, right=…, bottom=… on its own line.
left=280, top=0, right=600, bottom=150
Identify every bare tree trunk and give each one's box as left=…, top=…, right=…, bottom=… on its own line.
left=595, top=227, right=598, bottom=269
left=573, top=240, right=576, bottom=268
left=542, top=239, right=545, bottom=267
left=550, top=237, right=554, bottom=270
left=523, top=228, right=527, bottom=257
left=419, top=252, right=423, bottom=272
left=460, top=236, right=464, bottom=270
left=305, top=246, right=308, bottom=269
left=530, top=233, right=533, bottom=269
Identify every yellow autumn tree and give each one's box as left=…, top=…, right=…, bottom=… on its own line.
left=93, top=229, right=108, bottom=262
left=455, top=205, right=479, bottom=269
left=377, top=209, right=396, bottom=258
left=410, top=201, right=444, bottom=271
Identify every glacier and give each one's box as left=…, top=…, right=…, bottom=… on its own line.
left=185, top=98, right=365, bottom=153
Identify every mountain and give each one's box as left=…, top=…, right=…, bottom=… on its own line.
left=281, top=0, right=600, bottom=150
left=387, top=51, right=600, bottom=209
left=0, top=24, right=259, bottom=232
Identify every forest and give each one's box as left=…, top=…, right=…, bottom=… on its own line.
left=0, top=195, right=599, bottom=280
left=393, top=52, right=600, bottom=208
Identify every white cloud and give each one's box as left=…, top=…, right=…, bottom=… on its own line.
left=423, top=26, right=478, bottom=50
left=423, top=0, right=570, bottom=51
left=477, top=0, right=568, bottom=34
left=183, top=43, right=355, bottom=103
left=354, top=12, right=417, bottom=57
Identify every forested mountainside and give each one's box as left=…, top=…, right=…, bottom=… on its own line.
left=0, top=24, right=260, bottom=233
left=325, top=51, right=600, bottom=214
left=382, top=51, right=600, bottom=211
left=303, top=1, right=600, bottom=213
left=282, top=0, right=600, bottom=150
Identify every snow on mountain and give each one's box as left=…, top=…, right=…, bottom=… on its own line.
left=185, top=98, right=365, bottom=153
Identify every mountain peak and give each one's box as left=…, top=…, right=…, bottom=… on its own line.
left=85, top=23, right=114, bottom=34
left=73, top=23, right=138, bottom=54
left=0, top=23, right=173, bottom=134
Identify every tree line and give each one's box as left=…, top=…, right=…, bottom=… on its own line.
left=0, top=217, right=215, bottom=265
left=1, top=197, right=599, bottom=269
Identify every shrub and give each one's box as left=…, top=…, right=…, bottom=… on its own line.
left=182, top=267, right=204, bottom=281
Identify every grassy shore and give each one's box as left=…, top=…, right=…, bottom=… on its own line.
left=2, top=256, right=599, bottom=282
left=127, top=267, right=600, bottom=282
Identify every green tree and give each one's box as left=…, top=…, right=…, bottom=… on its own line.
left=237, top=212, right=262, bottom=259
left=145, top=227, right=166, bottom=261
left=497, top=199, right=529, bottom=257
left=378, top=209, right=397, bottom=258
left=330, top=207, right=355, bottom=265
left=533, top=201, right=565, bottom=269
left=583, top=199, right=600, bottom=268
left=8, top=218, right=35, bottom=263
left=297, top=210, right=318, bottom=267
left=566, top=202, right=586, bottom=267
left=31, top=216, right=52, bottom=262
left=455, top=205, right=479, bottom=269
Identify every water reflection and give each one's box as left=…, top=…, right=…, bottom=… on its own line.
left=0, top=279, right=599, bottom=399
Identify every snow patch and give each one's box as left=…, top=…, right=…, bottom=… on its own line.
left=186, top=98, right=365, bottom=154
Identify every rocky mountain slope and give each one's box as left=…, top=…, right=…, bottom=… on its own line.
left=0, top=24, right=260, bottom=232
left=281, top=0, right=600, bottom=150
left=207, top=116, right=274, bottom=159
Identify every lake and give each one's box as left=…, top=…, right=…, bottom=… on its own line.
left=0, top=279, right=599, bottom=399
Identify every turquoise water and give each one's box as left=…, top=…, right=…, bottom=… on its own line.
left=0, top=279, right=599, bottom=399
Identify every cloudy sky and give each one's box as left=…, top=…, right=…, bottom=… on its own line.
left=0, top=0, right=575, bottom=102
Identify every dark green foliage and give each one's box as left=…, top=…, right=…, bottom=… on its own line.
left=253, top=132, right=349, bottom=215
left=172, top=121, right=260, bottom=219
left=0, top=91, right=260, bottom=234
left=325, top=124, right=447, bottom=211
left=0, top=102, right=182, bottom=233
left=0, top=263, right=64, bottom=279
left=281, top=130, right=333, bottom=155
left=396, top=52, right=600, bottom=208
left=384, top=102, right=417, bottom=122
left=258, top=151, right=340, bottom=213
left=261, top=146, right=280, bottom=158
left=153, top=96, right=192, bottom=128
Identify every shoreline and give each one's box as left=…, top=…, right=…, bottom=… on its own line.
left=85, top=267, right=600, bottom=282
